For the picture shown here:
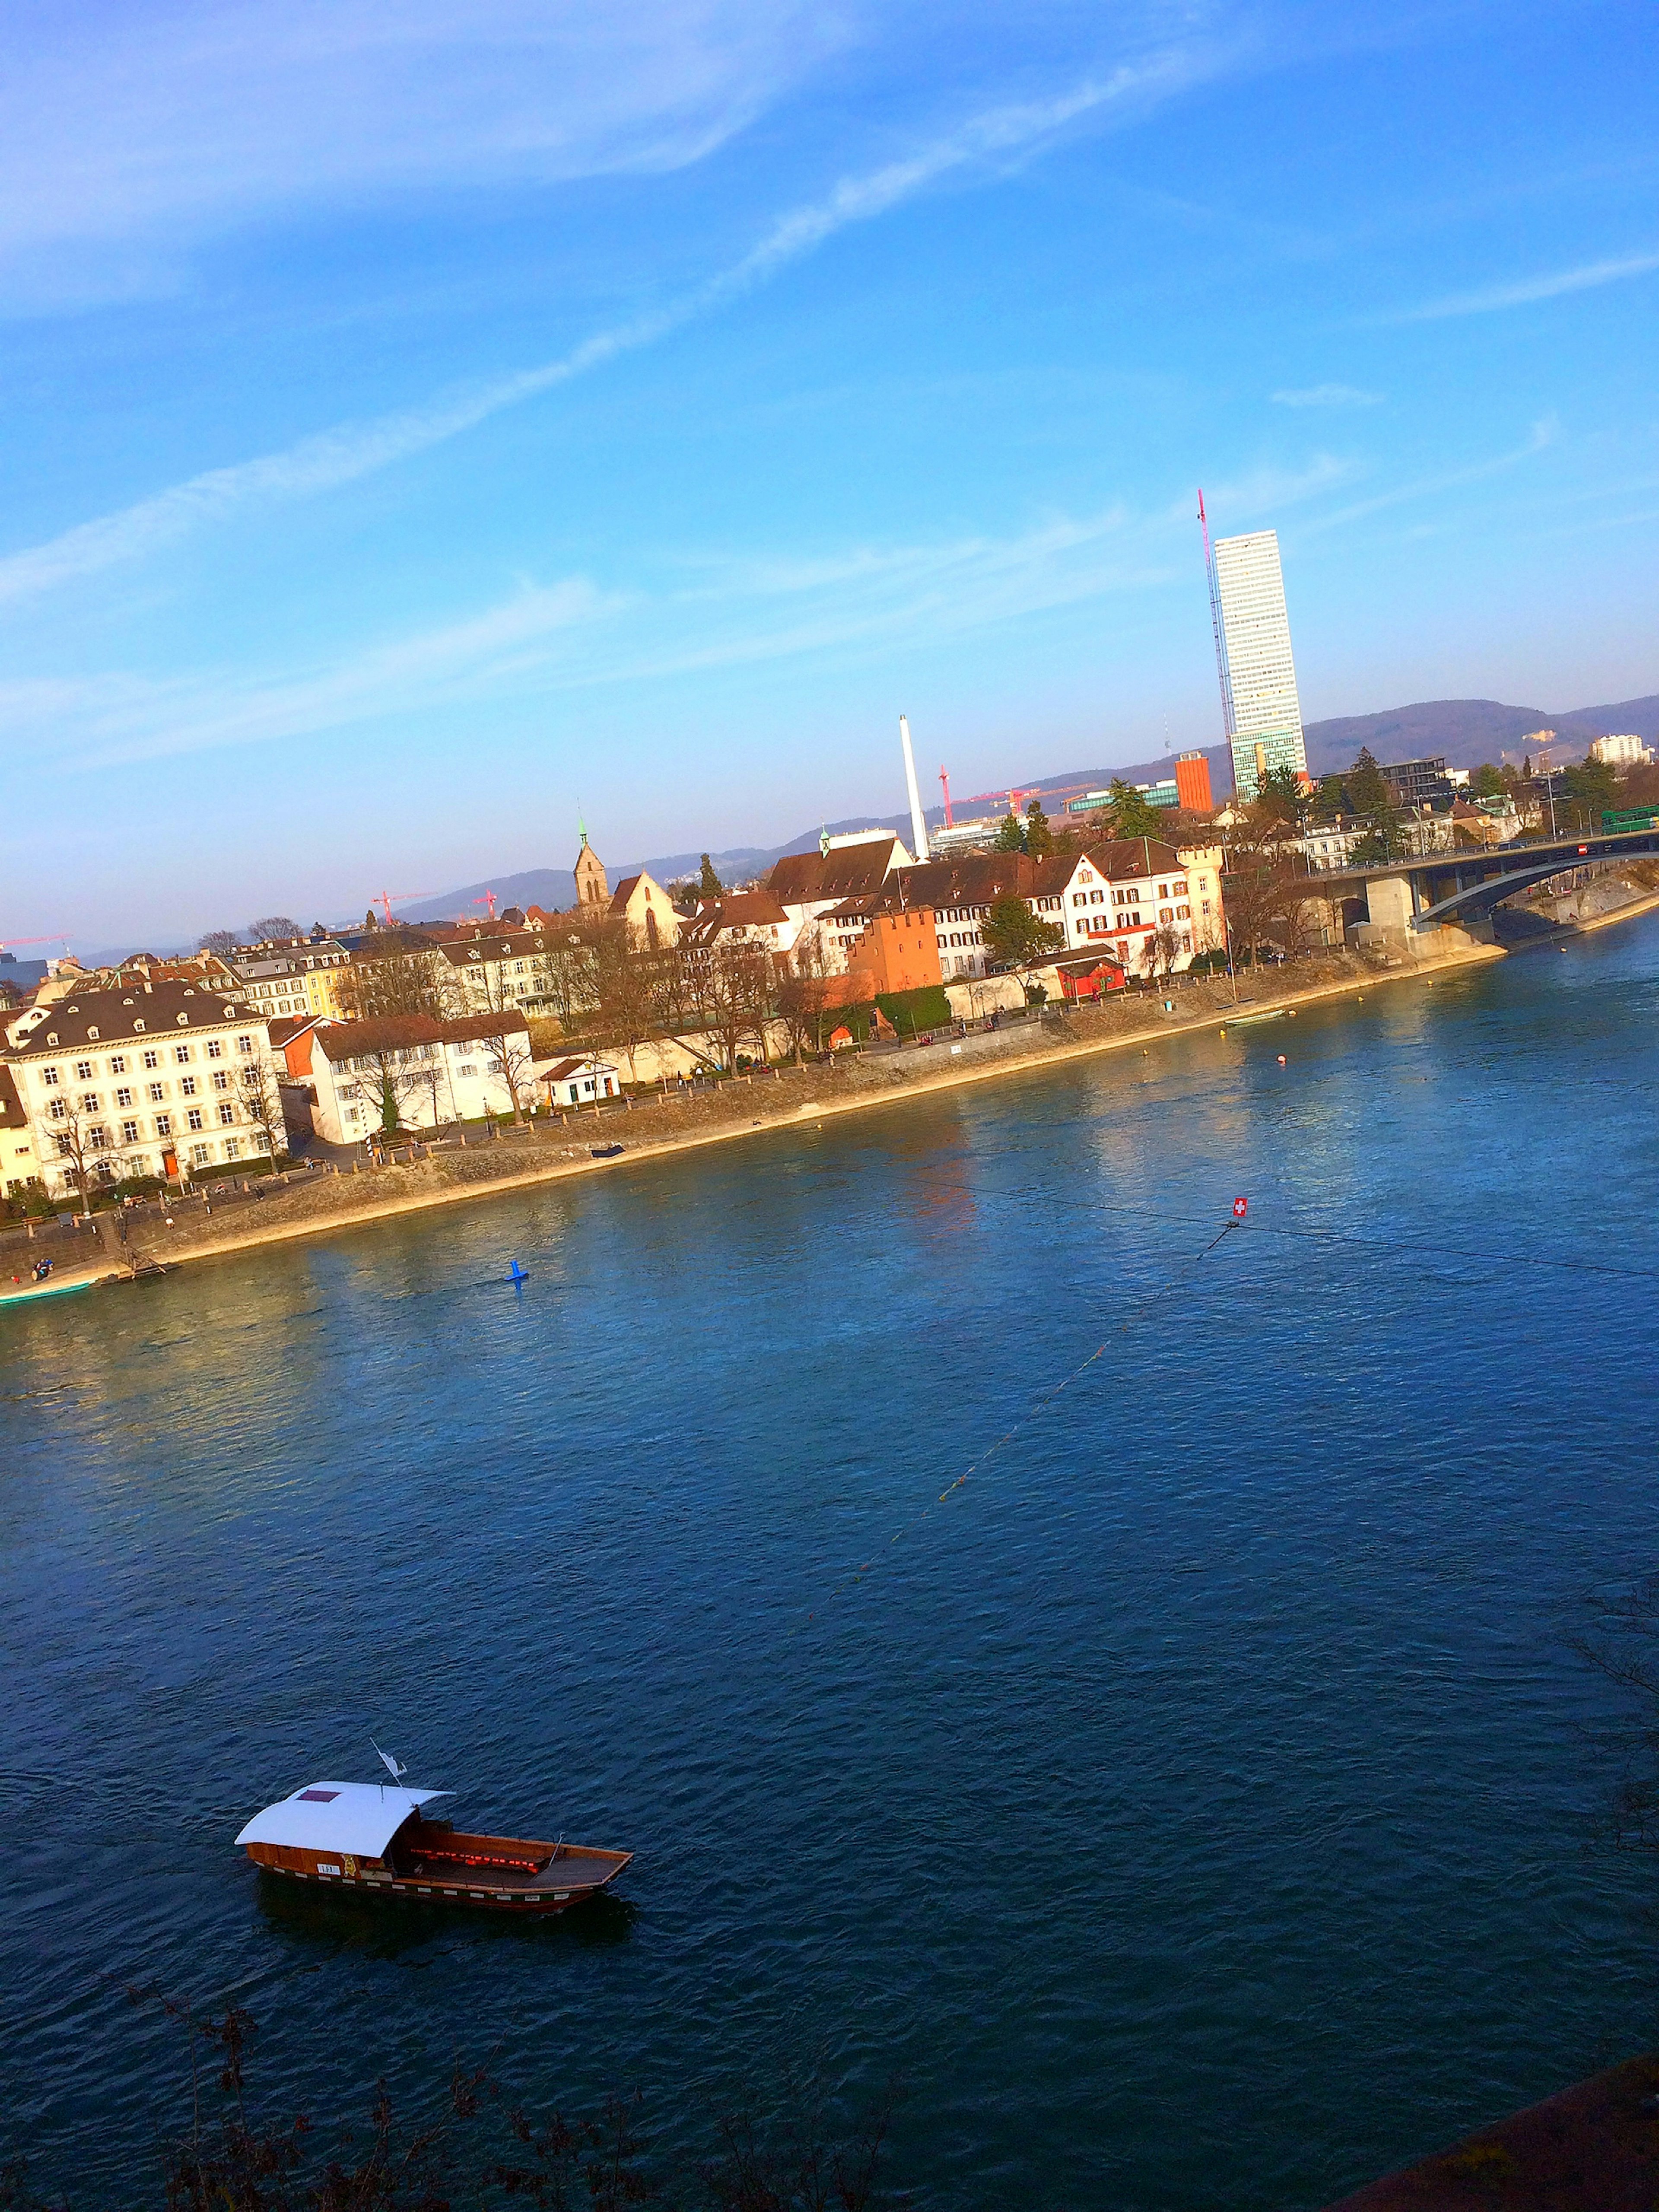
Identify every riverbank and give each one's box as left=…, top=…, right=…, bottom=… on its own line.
left=0, top=935, right=1511, bottom=1308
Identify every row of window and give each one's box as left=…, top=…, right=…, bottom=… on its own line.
left=59, top=1133, right=263, bottom=1181
left=38, top=1036, right=255, bottom=1087
left=57, top=1102, right=243, bottom=1150
left=49, top=1069, right=239, bottom=1116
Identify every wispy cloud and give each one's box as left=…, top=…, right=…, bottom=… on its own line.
left=0, top=499, right=1184, bottom=772
left=1388, top=250, right=1659, bottom=322
left=0, top=2, right=851, bottom=268
left=1271, top=383, right=1383, bottom=408
left=0, top=46, right=1218, bottom=608
left=0, top=579, right=621, bottom=771
left=1300, top=419, right=1557, bottom=533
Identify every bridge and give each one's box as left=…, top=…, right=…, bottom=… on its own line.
left=1295, top=826, right=1659, bottom=938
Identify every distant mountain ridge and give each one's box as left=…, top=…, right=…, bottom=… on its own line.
left=398, top=691, right=1658, bottom=924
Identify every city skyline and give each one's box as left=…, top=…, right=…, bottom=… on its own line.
left=2, top=0, right=1656, bottom=943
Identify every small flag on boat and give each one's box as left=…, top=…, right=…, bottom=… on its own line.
left=372, top=1741, right=407, bottom=1783
left=1233, top=1196, right=1248, bottom=1219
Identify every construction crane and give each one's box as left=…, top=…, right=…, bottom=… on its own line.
left=1197, top=489, right=1236, bottom=778
left=374, top=890, right=432, bottom=924
left=0, top=933, right=66, bottom=951
left=963, top=782, right=1094, bottom=816
left=938, top=765, right=954, bottom=828
left=472, top=891, right=499, bottom=921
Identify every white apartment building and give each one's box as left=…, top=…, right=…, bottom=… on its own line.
left=1295, top=823, right=1368, bottom=872
left=0, top=1065, right=41, bottom=1197
left=305, top=1013, right=535, bottom=1143
left=1212, top=528, right=1308, bottom=799
left=2, top=981, right=277, bottom=1193
left=228, top=940, right=351, bottom=1023
left=1589, top=733, right=1653, bottom=767
left=1057, top=840, right=1211, bottom=975
left=436, top=931, right=555, bottom=1018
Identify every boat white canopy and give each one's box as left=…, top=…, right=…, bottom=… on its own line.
left=235, top=1780, right=450, bottom=1859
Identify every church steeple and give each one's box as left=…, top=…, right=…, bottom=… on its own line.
left=573, top=817, right=610, bottom=908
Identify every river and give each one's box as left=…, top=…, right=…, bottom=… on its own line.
left=6, top=922, right=1659, bottom=2209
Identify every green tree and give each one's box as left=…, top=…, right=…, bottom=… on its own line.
left=1255, top=766, right=1307, bottom=830
left=1349, top=815, right=1410, bottom=865
left=1470, top=761, right=1506, bottom=798
left=697, top=853, right=726, bottom=900
left=1562, top=757, right=1618, bottom=824
left=1345, top=748, right=1389, bottom=815
left=981, top=895, right=1065, bottom=981
left=1106, top=778, right=1163, bottom=837
left=1310, top=774, right=1348, bottom=821
left=1024, top=797, right=1054, bottom=858
left=994, top=810, right=1026, bottom=852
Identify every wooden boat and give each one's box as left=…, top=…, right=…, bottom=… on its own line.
left=0, top=1275, right=95, bottom=1306
left=235, top=1777, right=631, bottom=1914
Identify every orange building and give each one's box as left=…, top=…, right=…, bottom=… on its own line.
left=826, top=906, right=941, bottom=1004
left=1174, top=751, right=1214, bottom=812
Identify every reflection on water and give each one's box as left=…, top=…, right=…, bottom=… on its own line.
left=255, top=1871, right=637, bottom=1957
left=6, top=920, right=1659, bottom=2210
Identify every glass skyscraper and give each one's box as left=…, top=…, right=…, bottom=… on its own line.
left=1212, top=528, right=1307, bottom=799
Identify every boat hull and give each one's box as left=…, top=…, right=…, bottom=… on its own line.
left=244, top=1829, right=630, bottom=1913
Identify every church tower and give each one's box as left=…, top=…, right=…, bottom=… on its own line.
left=573, top=820, right=610, bottom=909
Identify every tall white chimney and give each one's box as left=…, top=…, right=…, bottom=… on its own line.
left=898, top=714, right=930, bottom=861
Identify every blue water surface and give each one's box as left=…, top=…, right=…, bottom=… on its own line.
left=6, top=923, right=1659, bottom=2209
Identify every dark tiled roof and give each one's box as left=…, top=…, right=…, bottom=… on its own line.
left=5, top=981, right=260, bottom=1054
left=433, top=932, right=544, bottom=966
left=892, top=855, right=1030, bottom=907
left=538, top=1054, right=616, bottom=1081
left=769, top=840, right=903, bottom=904
left=268, top=1015, right=322, bottom=1047
left=680, top=891, right=790, bottom=945
left=0, top=1063, right=27, bottom=1130
left=313, top=1012, right=529, bottom=1060
left=1078, top=836, right=1186, bottom=878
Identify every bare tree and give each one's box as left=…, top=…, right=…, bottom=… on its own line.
left=680, top=940, right=772, bottom=1073
left=1147, top=923, right=1184, bottom=982
left=539, top=917, right=615, bottom=1036
left=481, top=1022, right=535, bottom=1124
left=1221, top=815, right=1306, bottom=965
left=462, top=959, right=536, bottom=1124
left=772, top=933, right=832, bottom=1061
left=340, top=1037, right=438, bottom=1139
left=247, top=915, right=302, bottom=942
left=198, top=929, right=238, bottom=956
left=237, top=1054, right=286, bottom=1164
left=42, top=1099, right=134, bottom=1221
left=592, top=931, right=678, bottom=1084
left=337, top=945, right=449, bottom=1023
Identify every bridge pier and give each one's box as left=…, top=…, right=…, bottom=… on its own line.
left=1349, top=872, right=1491, bottom=956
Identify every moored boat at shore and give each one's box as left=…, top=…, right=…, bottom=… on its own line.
left=235, top=1775, right=630, bottom=1913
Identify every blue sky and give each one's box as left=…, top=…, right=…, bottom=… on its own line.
left=3, top=0, right=1656, bottom=945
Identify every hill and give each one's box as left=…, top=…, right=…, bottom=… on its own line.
left=397, top=690, right=1659, bottom=922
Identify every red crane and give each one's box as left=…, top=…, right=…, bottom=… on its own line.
left=0, top=933, right=65, bottom=949
left=938, top=766, right=954, bottom=828
left=472, top=891, right=498, bottom=921
left=1198, top=488, right=1236, bottom=788
left=374, top=890, right=432, bottom=924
